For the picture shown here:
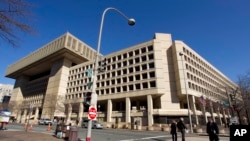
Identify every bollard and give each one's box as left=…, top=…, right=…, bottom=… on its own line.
left=68, top=126, right=79, bottom=141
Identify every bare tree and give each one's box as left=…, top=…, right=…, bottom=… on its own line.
left=237, top=71, right=250, bottom=124
left=0, top=0, right=35, bottom=47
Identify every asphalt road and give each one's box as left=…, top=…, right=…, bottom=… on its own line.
left=4, top=123, right=230, bottom=141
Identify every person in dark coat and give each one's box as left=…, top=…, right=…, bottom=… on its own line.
left=206, top=118, right=219, bottom=141
left=177, top=117, right=187, bottom=141
left=170, top=120, right=177, bottom=141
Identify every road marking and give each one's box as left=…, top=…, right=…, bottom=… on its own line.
left=118, top=135, right=170, bottom=141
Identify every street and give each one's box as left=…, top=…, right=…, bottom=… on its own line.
left=4, top=123, right=230, bottom=141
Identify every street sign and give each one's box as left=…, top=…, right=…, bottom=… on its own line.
left=88, top=106, right=97, bottom=120
left=86, top=69, right=92, bottom=77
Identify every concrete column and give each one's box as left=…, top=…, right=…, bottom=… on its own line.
left=216, top=107, right=222, bottom=126
left=34, top=107, right=39, bottom=120
left=66, top=104, right=72, bottom=124
left=202, top=105, right=207, bottom=124
left=190, top=95, right=199, bottom=125
left=125, top=97, right=131, bottom=123
left=222, top=107, right=227, bottom=126
left=147, top=95, right=153, bottom=126
left=78, top=103, right=83, bottom=126
left=209, top=101, right=215, bottom=121
left=107, top=99, right=112, bottom=123
left=16, top=110, right=22, bottom=123
left=23, top=109, right=27, bottom=123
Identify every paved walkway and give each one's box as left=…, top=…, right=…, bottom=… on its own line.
left=0, top=130, right=65, bottom=141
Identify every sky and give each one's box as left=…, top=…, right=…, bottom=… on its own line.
left=0, top=0, right=250, bottom=85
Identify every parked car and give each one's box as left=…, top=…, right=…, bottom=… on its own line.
left=82, top=120, right=103, bottom=129
left=38, top=118, right=53, bottom=125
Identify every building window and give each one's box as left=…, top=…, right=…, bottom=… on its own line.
left=148, top=45, right=153, bottom=51
left=129, top=67, right=133, bottom=73
left=148, top=54, right=154, bottom=60
left=123, top=86, right=127, bottom=91
left=135, top=57, right=140, bottom=63
left=117, top=78, right=121, bottom=84
left=141, top=47, right=146, bottom=53
left=129, top=85, right=133, bottom=91
left=149, top=62, right=155, bottom=68
left=135, top=83, right=141, bottom=90
left=150, top=81, right=156, bottom=87
left=142, top=73, right=148, bottom=79
left=123, top=53, right=127, bottom=59
left=135, top=66, right=140, bottom=72
left=134, top=49, right=139, bottom=55
left=142, top=82, right=148, bottom=88
left=129, top=51, right=133, bottom=57
left=129, top=59, right=133, bottom=65
left=123, top=61, right=127, bottom=67
left=149, top=71, right=155, bottom=78
left=135, top=74, right=140, bottom=80
left=111, top=80, right=115, bottom=85
left=141, top=55, right=147, bottom=62
left=117, top=70, right=121, bottom=76
left=117, top=62, right=121, bottom=68
left=112, top=56, right=116, bottom=62
left=123, top=69, right=127, bottom=74
left=142, top=64, right=147, bottom=70
left=118, top=55, right=121, bottom=60
left=117, top=87, right=121, bottom=93
left=129, top=76, right=133, bottom=82
left=123, top=77, right=127, bottom=83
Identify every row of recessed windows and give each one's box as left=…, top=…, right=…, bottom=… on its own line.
left=97, top=81, right=157, bottom=95
left=68, top=62, right=155, bottom=85
left=186, top=64, right=224, bottom=89
left=106, top=45, right=153, bottom=63
left=69, top=45, right=154, bottom=75
left=183, top=47, right=224, bottom=86
left=188, top=82, right=225, bottom=103
left=66, top=81, right=156, bottom=99
left=188, top=81, right=218, bottom=98
left=68, top=55, right=154, bottom=81
left=67, top=71, right=156, bottom=93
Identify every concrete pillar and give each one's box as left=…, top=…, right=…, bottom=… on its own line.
left=209, top=101, right=215, bottom=121
left=23, top=109, right=27, bottom=123
left=78, top=103, right=83, bottom=126
left=216, top=107, right=222, bottom=126
left=222, top=107, right=227, bottom=126
left=34, top=107, right=39, bottom=120
left=147, top=95, right=153, bottom=126
left=125, top=97, right=131, bottom=123
left=107, top=99, right=112, bottom=122
left=202, top=105, right=207, bottom=124
left=16, top=110, right=22, bottom=123
left=190, top=95, right=199, bottom=125
left=67, top=104, right=72, bottom=124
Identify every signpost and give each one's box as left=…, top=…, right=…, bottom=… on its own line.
left=88, top=106, right=97, bottom=120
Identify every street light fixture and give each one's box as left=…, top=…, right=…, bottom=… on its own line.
left=86, top=7, right=135, bottom=141
left=179, top=52, right=193, bottom=133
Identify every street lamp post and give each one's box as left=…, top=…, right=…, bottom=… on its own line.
left=86, top=7, right=135, bottom=141
left=179, top=52, right=193, bottom=133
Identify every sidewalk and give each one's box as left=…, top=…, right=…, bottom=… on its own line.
left=0, top=131, right=64, bottom=141
left=165, top=136, right=229, bottom=141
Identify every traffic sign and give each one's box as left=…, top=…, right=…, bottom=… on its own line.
left=88, top=106, right=97, bottom=120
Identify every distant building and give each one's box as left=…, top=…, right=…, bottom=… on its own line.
left=5, top=32, right=240, bottom=127
left=0, top=84, right=13, bottom=103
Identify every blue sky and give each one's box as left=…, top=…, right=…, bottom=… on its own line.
left=1, top=0, right=250, bottom=85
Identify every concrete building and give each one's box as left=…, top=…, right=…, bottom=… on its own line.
left=0, top=84, right=13, bottom=103
left=5, top=32, right=239, bottom=127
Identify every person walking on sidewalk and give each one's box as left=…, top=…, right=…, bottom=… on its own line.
left=177, top=117, right=187, bottom=141
left=206, top=118, right=219, bottom=141
left=170, top=120, right=177, bottom=141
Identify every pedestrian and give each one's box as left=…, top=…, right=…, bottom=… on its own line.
left=170, top=120, right=177, bottom=141
left=206, top=118, right=219, bottom=141
left=177, top=117, right=187, bottom=141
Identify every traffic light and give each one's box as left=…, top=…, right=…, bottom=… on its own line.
left=98, top=58, right=107, bottom=72
left=84, top=92, right=92, bottom=105
left=232, top=104, right=239, bottom=111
